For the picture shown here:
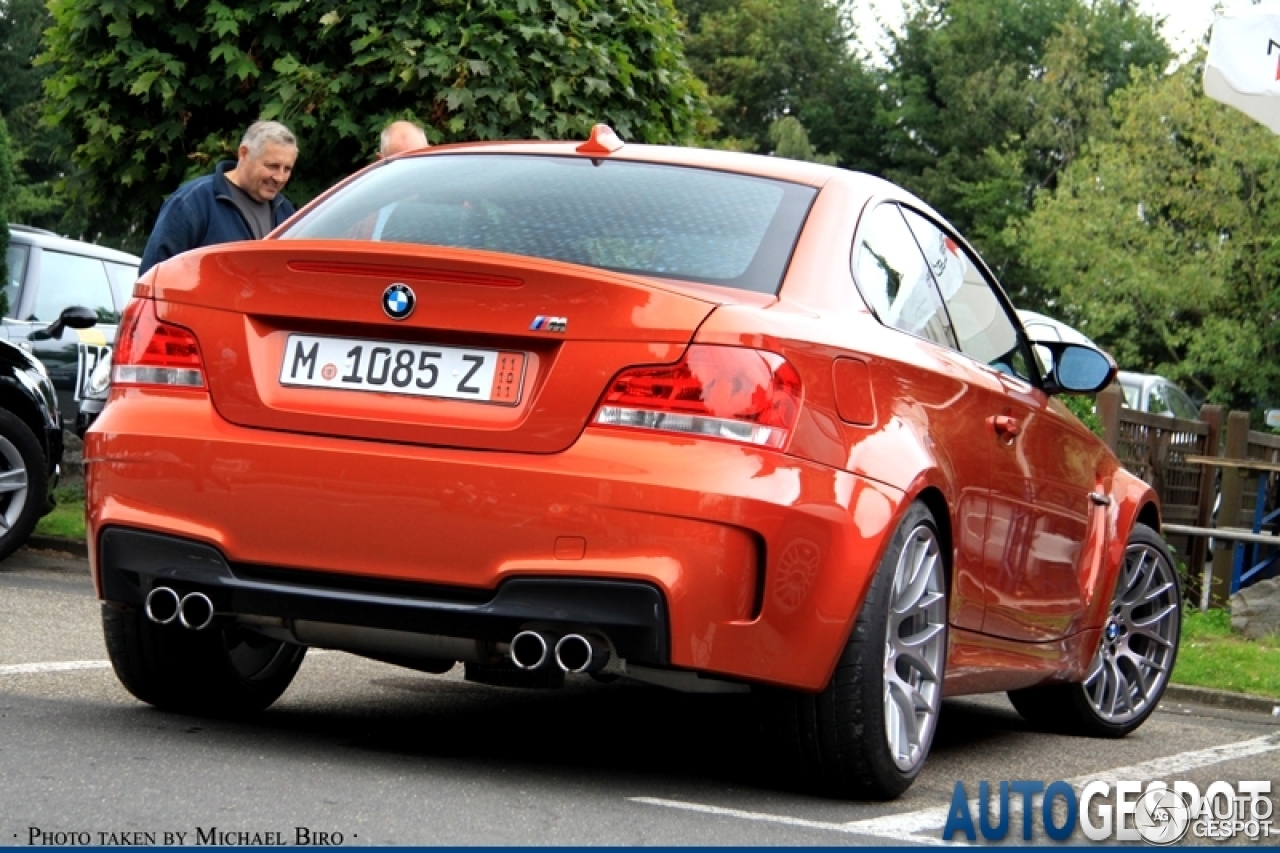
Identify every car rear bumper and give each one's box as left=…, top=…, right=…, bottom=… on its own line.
left=98, top=526, right=670, bottom=663
left=86, top=389, right=903, bottom=690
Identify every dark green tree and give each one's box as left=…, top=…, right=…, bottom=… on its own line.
left=1, top=0, right=66, bottom=232
left=0, top=0, right=47, bottom=115
left=675, top=0, right=887, bottom=168
left=39, top=0, right=709, bottom=251
left=880, top=0, right=1171, bottom=303
left=768, top=115, right=836, bottom=164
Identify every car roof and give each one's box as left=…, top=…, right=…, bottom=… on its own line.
left=1116, top=370, right=1161, bottom=388
left=7, top=224, right=141, bottom=265
left=378, top=137, right=911, bottom=198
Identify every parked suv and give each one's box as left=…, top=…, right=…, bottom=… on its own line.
left=4, top=224, right=139, bottom=433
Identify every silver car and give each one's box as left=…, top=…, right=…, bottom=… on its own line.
left=1117, top=370, right=1201, bottom=421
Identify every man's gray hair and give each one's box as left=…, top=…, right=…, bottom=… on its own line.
left=241, top=120, right=297, bottom=157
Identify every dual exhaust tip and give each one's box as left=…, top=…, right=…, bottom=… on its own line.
left=143, top=588, right=608, bottom=675
left=144, top=586, right=214, bottom=631
left=510, top=630, right=610, bottom=674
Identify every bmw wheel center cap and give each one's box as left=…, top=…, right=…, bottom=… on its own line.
left=383, top=283, right=416, bottom=320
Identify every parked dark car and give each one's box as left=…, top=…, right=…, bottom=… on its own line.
left=4, top=224, right=139, bottom=433
left=0, top=337, right=70, bottom=560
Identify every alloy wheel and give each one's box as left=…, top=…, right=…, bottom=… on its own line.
left=883, top=523, right=948, bottom=772
left=1084, top=540, right=1180, bottom=724
left=0, top=434, right=30, bottom=532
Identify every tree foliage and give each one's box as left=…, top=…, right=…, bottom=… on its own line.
left=880, top=0, right=1170, bottom=302
left=1, top=0, right=66, bottom=231
left=39, top=0, right=709, bottom=250
left=0, top=0, right=47, bottom=115
left=1018, top=60, right=1280, bottom=411
left=675, top=0, right=884, bottom=167
left=768, top=115, right=836, bottom=164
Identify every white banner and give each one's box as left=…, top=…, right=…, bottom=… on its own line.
left=1205, top=6, right=1280, bottom=133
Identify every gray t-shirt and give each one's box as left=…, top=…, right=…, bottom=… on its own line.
left=225, top=180, right=274, bottom=239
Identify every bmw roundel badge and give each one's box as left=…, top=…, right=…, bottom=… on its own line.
left=382, top=283, right=416, bottom=320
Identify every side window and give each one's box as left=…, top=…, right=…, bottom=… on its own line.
left=1146, top=386, right=1169, bottom=415
left=1165, top=385, right=1200, bottom=421
left=105, top=261, right=140, bottom=315
left=1119, top=381, right=1140, bottom=409
left=900, top=209, right=1032, bottom=381
left=852, top=204, right=957, bottom=348
left=32, top=250, right=119, bottom=324
left=3, top=244, right=28, bottom=318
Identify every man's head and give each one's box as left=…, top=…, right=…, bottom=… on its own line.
left=230, top=120, right=298, bottom=203
left=379, top=121, right=429, bottom=159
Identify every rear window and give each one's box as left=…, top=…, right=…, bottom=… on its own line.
left=281, top=154, right=817, bottom=295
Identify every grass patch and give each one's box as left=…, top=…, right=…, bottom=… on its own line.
left=1173, top=607, right=1280, bottom=698
left=35, top=483, right=86, bottom=541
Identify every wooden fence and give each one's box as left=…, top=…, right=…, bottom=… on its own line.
left=1096, top=384, right=1279, bottom=607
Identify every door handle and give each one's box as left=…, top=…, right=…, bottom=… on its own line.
left=990, top=415, right=1021, bottom=438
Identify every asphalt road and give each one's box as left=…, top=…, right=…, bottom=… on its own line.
left=2, top=545, right=1278, bottom=847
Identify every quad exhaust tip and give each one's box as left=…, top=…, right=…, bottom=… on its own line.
left=144, top=587, right=215, bottom=631
left=509, top=630, right=611, bottom=673
left=509, top=630, right=551, bottom=670
left=554, top=633, right=610, bottom=674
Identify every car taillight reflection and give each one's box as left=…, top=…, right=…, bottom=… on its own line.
left=111, top=298, right=205, bottom=389
left=593, top=345, right=801, bottom=448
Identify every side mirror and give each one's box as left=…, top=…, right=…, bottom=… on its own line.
left=1039, top=342, right=1117, bottom=395
left=34, top=305, right=98, bottom=341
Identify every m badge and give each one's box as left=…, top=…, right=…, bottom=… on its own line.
left=530, top=316, right=567, bottom=333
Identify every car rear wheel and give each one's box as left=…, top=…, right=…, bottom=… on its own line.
left=1008, top=522, right=1180, bottom=737
left=768, top=501, right=948, bottom=799
left=0, top=408, right=48, bottom=563
left=102, top=604, right=306, bottom=716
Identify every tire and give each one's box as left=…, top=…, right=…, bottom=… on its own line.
left=768, top=502, right=948, bottom=799
left=103, top=604, right=306, bottom=716
left=1008, top=522, right=1181, bottom=737
left=0, top=408, right=48, bottom=563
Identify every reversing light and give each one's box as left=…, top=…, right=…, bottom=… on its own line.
left=111, top=298, right=206, bottom=389
left=593, top=345, right=802, bottom=448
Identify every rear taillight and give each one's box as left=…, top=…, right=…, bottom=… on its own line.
left=593, top=345, right=802, bottom=449
left=111, top=298, right=206, bottom=389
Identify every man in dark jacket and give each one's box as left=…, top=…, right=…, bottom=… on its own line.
left=139, top=121, right=298, bottom=274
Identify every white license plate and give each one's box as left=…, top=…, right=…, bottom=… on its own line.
left=279, top=334, right=525, bottom=405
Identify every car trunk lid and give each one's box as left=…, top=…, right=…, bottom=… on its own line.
left=147, top=242, right=722, bottom=453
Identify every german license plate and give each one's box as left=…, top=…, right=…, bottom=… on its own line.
left=279, top=334, right=525, bottom=404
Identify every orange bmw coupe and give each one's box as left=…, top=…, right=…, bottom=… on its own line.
left=86, top=126, right=1180, bottom=799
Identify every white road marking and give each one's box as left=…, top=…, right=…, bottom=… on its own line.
left=0, top=649, right=334, bottom=678
left=0, top=660, right=111, bottom=675
left=628, top=796, right=957, bottom=846
left=631, top=731, right=1280, bottom=844
left=6, top=655, right=1275, bottom=843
